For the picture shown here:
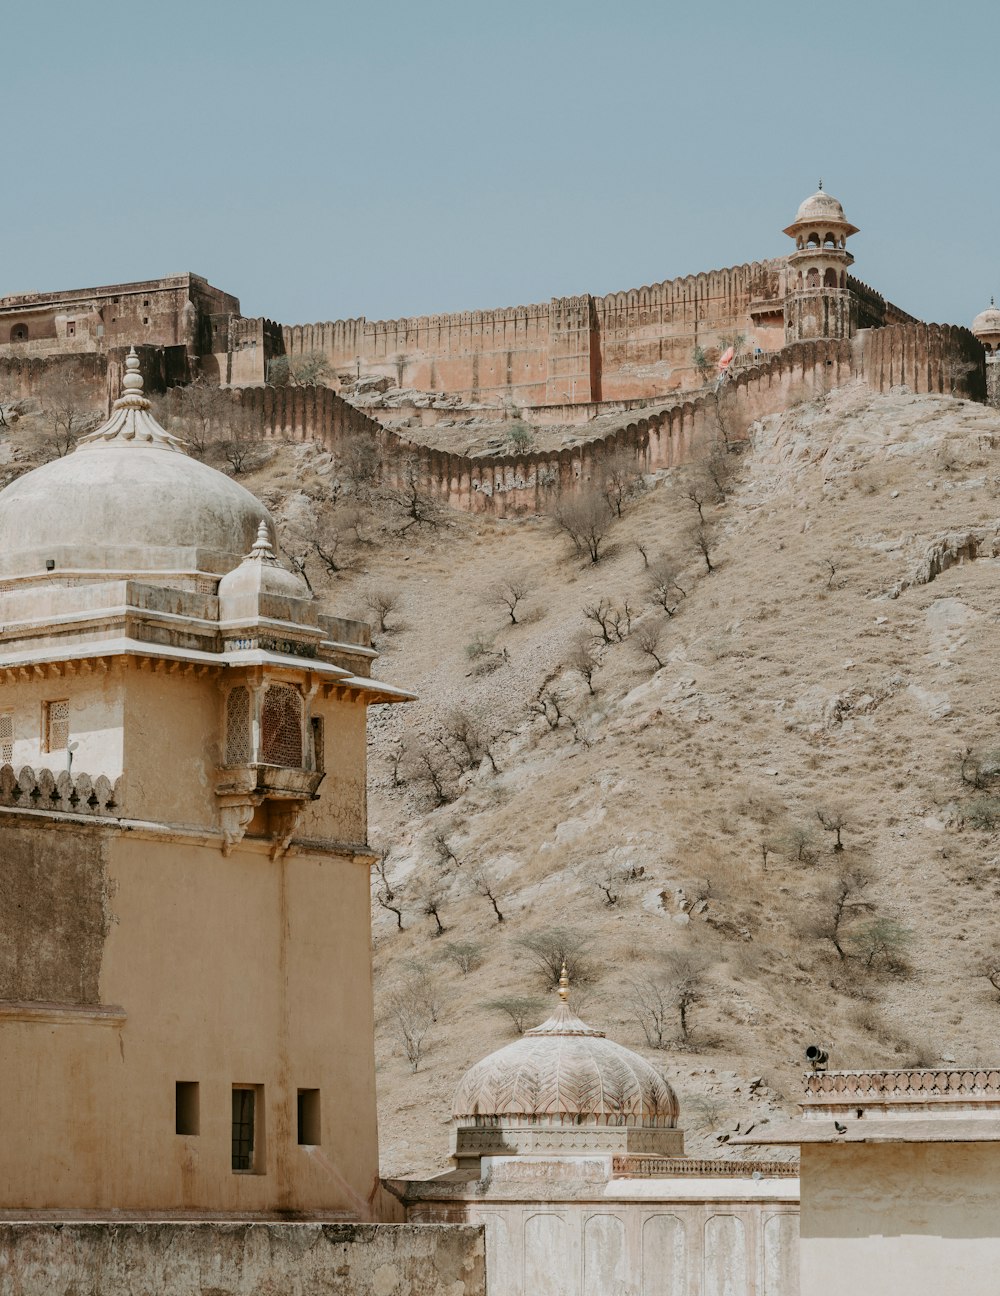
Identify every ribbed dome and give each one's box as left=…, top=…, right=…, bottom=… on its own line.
left=218, top=521, right=310, bottom=605
left=0, top=350, right=270, bottom=583
left=972, top=300, right=1000, bottom=336
left=452, top=998, right=679, bottom=1128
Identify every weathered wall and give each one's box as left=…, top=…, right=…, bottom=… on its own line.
left=0, top=824, right=112, bottom=1004
left=406, top=1180, right=799, bottom=1296
left=0, top=1222, right=485, bottom=1296
left=799, top=1142, right=1000, bottom=1296
left=282, top=262, right=792, bottom=406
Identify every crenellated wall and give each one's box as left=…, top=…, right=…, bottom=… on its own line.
left=239, top=323, right=986, bottom=517
left=281, top=261, right=795, bottom=406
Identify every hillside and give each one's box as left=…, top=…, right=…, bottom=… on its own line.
left=251, top=382, right=1000, bottom=1178
left=6, top=380, right=1000, bottom=1183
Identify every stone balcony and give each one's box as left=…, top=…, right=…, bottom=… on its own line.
left=0, top=764, right=121, bottom=816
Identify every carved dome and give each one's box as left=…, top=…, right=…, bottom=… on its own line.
left=452, top=988, right=679, bottom=1130
left=218, top=521, right=310, bottom=606
left=0, top=350, right=270, bottom=584
left=972, top=300, right=1000, bottom=337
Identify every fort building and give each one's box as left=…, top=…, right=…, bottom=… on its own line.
left=0, top=186, right=921, bottom=410
left=396, top=970, right=800, bottom=1296
left=0, top=350, right=418, bottom=1220
left=736, top=1066, right=1000, bottom=1296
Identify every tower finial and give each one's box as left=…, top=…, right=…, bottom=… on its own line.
left=818, top=177, right=823, bottom=191
left=992, top=295, right=996, bottom=308
left=558, top=962, right=570, bottom=1003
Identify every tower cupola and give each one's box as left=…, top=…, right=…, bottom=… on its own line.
left=782, top=182, right=859, bottom=342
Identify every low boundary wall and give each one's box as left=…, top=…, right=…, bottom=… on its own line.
left=0, top=1221, right=486, bottom=1296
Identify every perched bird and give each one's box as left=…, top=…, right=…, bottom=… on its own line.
left=834, top=1121, right=847, bottom=1134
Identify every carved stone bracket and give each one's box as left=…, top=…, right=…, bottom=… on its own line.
left=218, top=798, right=256, bottom=857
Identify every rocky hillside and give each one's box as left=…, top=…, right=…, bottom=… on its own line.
left=255, top=383, right=1000, bottom=1178
left=6, top=380, right=1000, bottom=1182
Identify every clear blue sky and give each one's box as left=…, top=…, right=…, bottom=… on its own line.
left=6, top=0, right=996, bottom=328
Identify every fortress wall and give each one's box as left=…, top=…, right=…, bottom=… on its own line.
left=279, top=262, right=789, bottom=408
left=0, top=352, right=109, bottom=405
left=856, top=322, right=986, bottom=401
left=216, top=324, right=984, bottom=519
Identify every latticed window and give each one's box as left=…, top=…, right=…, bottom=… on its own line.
left=0, top=711, right=12, bottom=766
left=260, top=685, right=303, bottom=768
left=43, top=699, right=69, bottom=753
left=225, top=686, right=252, bottom=766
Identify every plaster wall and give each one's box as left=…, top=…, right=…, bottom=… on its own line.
left=799, top=1142, right=1000, bottom=1296
left=407, top=1188, right=799, bottom=1296
left=0, top=826, right=383, bottom=1216
left=0, top=669, right=125, bottom=776
left=0, top=1221, right=485, bottom=1296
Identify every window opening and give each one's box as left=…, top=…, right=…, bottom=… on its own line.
left=66, top=321, right=76, bottom=337
left=10, top=326, right=27, bottom=342
left=43, top=699, right=69, bottom=753
left=225, top=686, right=252, bottom=765
left=310, top=716, right=325, bottom=774
left=297, top=1089, right=321, bottom=1145
left=260, top=685, right=303, bottom=768
left=176, top=1081, right=200, bottom=1135
left=0, top=711, right=12, bottom=765
left=232, top=1087, right=256, bottom=1171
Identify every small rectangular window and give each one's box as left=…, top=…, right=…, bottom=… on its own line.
left=43, top=699, right=69, bottom=753
left=0, top=712, right=12, bottom=765
left=175, top=1081, right=199, bottom=1135
left=66, top=321, right=76, bottom=337
left=232, top=1085, right=263, bottom=1172
left=297, top=1089, right=321, bottom=1145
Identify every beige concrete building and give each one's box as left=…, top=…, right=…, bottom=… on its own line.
left=737, top=1066, right=1000, bottom=1296
left=396, top=972, right=801, bottom=1296
left=0, top=349, right=414, bottom=1220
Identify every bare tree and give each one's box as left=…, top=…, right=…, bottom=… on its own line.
left=515, top=928, right=593, bottom=988
left=395, top=460, right=439, bottom=532
left=483, top=996, right=545, bottom=1035
left=692, top=523, right=716, bottom=574
left=566, top=634, right=598, bottom=696
left=627, top=975, right=673, bottom=1048
left=403, top=738, right=458, bottom=808
left=435, top=708, right=502, bottom=775
left=553, top=489, right=613, bottom=564
left=635, top=621, right=667, bottom=670
left=602, top=447, right=644, bottom=518
left=648, top=559, right=687, bottom=616
left=783, top=823, right=819, bottom=864
left=267, top=351, right=333, bottom=387
left=440, top=940, right=484, bottom=975
left=583, top=598, right=634, bottom=644
left=816, top=806, right=849, bottom=852
left=662, top=950, right=710, bottom=1042
left=363, top=586, right=400, bottom=634
left=420, top=889, right=448, bottom=937
left=803, top=868, right=874, bottom=959
left=489, top=574, right=532, bottom=625
left=848, top=917, right=912, bottom=975
left=386, top=980, right=434, bottom=1071
left=39, top=365, right=101, bottom=456
left=529, top=690, right=564, bottom=730
left=982, top=954, right=1000, bottom=1001
left=469, top=865, right=506, bottom=923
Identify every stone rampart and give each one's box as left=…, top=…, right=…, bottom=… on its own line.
left=0, top=1222, right=486, bottom=1296
left=242, top=322, right=987, bottom=517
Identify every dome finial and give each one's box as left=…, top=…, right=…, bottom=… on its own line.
left=115, top=347, right=151, bottom=412
left=818, top=177, right=823, bottom=191
left=558, top=961, right=570, bottom=1003
left=248, top=520, right=278, bottom=564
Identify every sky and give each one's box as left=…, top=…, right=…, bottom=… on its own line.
left=5, top=0, right=997, bottom=328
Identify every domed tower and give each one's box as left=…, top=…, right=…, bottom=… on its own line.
left=450, top=967, right=683, bottom=1169
left=783, top=182, right=859, bottom=342
left=972, top=298, right=1000, bottom=355
left=0, top=351, right=412, bottom=1218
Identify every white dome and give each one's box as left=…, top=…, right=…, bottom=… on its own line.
left=784, top=186, right=859, bottom=237
left=972, top=301, right=1000, bottom=336
left=452, top=997, right=679, bottom=1129
left=0, top=351, right=270, bottom=582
